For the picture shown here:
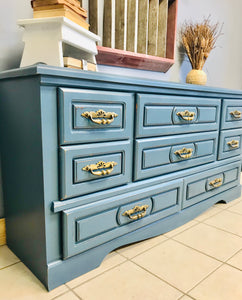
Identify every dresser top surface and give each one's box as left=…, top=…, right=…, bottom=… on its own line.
left=0, top=64, right=242, bottom=97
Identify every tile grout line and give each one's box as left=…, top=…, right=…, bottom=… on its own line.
left=224, top=261, right=242, bottom=272
left=71, top=288, right=84, bottom=300
left=201, top=221, right=242, bottom=238
left=0, top=260, right=21, bottom=271
left=223, top=248, right=242, bottom=271
left=170, top=237, right=240, bottom=265
left=116, top=235, right=171, bottom=260
left=193, top=207, right=227, bottom=223
left=68, top=259, right=128, bottom=290
left=64, top=282, right=85, bottom=300
left=163, top=220, right=200, bottom=239
left=116, top=219, right=200, bottom=261
left=185, top=262, right=228, bottom=296
left=50, top=290, right=74, bottom=300
left=224, top=247, right=242, bottom=262
left=178, top=293, right=196, bottom=300
left=130, top=257, right=188, bottom=295
left=225, top=209, right=242, bottom=216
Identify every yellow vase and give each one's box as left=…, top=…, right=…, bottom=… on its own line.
left=186, top=69, right=207, bottom=85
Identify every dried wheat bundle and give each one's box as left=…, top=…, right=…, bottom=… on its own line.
left=181, top=17, right=222, bottom=70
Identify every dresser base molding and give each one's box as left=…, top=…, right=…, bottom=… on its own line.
left=44, top=185, right=241, bottom=290
left=0, top=218, right=6, bottom=246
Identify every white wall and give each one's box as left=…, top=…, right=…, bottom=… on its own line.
left=0, top=0, right=241, bottom=217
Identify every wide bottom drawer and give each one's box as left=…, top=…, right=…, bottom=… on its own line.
left=183, top=161, right=240, bottom=208
left=63, top=179, right=183, bottom=258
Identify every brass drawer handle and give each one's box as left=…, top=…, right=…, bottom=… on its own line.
left=174, top=147, right=193, bottom=159
left=81, top=109, right=118, bottom=125
left=230, top=110, right=241, bottom=118
left=122, top=205, right=149, bottom=220
left=82, top=161, right=117, bottom=176
left=227, top=140, right=239, bottom=148
left=209, top=178, right=223, bottom=188
left=176, top=110, right=195, bottom=121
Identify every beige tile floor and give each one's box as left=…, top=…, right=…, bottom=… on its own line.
left=0, top=197, right=242, bottom=300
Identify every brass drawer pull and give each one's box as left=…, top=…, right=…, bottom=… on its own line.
left=174, top=147, right=193, bottom=159
left=82, top=161, right=117, bottom=176
left=227, top=140, right=239, bottom=148
left=209, top=178, right=223, bottom=188
left=230, top=110, right=241, bottom=118
left=122, top=205, right=149, bottom=220
left=176, top=110, right=195, bottom=121
left=81, top=109, right=118, bottom=125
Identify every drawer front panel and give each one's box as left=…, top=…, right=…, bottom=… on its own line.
left=218, top=128, right=242, bottom=160
left=221, top=99, right=242, bottom=129
left=60, top=141, right=132, bottom=200
left=58, top=88, right=134, bottom=144
left=136, top=94, right=220, bottom=137
left=134, top=132, right=218, bottom=181
left=63, top=179, right=183, bottom=258
left=183, top=161, right=240, bottom=208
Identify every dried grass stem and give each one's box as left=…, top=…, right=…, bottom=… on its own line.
left=181, top=17, right=222, bottom=70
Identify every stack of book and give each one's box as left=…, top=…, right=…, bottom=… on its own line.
left=31, top=0, right=89, bottom=30
left=63, top=57, right=97, bottom=71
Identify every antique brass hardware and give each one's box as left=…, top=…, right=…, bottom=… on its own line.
left=230, top=110, right=241, bottom=118
left=227, top=140, right=239, bottom=148
left=81, top=109, right=118, bottom=124
left=82, top=161, right=117, bottom=176
left=174, top=147, right=193, bottom=159
left=209, top=178, right=223, bottom=188
left=122, top=205, right=149, bottom=220
left=176, top=110, right=195, bottom=121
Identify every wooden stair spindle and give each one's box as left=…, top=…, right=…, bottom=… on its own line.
left=126, top=0, right=136, bottom=52
left=157, top=0, right=168, bottom=57
left=115, top=0, right=125, bottom=50
left=147, top=0, right=159, bottom=56
left=103, top=0, right=112, bottom=48
left=89, top=0, right=98, bottom=34
left=137, top=0, right=149, bottom=54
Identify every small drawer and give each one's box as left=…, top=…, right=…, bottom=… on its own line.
left=136, top=94, right=220, bottom=138
left=183, top=161, right=240, bottom=208
left=60, top=140, right=132, bottom=200
left=218, top=128, right=242, bottom=160
left=221, top=99, right=242, bottom=130
left=63, top=179, right=183, bottom=258
left=134, top=131, right=218, bottom=181
left=58, top=88, right=134, bottom=144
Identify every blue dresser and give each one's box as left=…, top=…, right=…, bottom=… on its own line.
left=0, top=65, right=242, bottom=290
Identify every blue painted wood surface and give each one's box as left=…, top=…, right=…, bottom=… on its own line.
left=218, top=128, right=242, bottom=160
left=221, top=99, right=242, bottom=129
left=136, top=94, right=220, bottom=137
left=58, top=88, right=134, bottom=144
left=0, top=65, right=242, bottom=290
left=134, top=131, right=218, bottom=181
left=60, top=140, right=132, bottom=199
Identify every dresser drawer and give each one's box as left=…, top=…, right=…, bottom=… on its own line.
left=58, top=88, right=134, bottom=144
left=63, top=179, right=183, bottom=258
left=134, top=131, right=218, bottom=181
left=60, top=141, right=132, bottom=200
left=218, top=128, right=242, bottom=160
left=136, top=94, right=220, bottom=138
left=183, top=161, right=240, bottom=208
left=221, top=99, right=242, bottom=129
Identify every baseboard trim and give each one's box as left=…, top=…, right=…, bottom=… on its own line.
left=0, top=218, right=6, bottom=246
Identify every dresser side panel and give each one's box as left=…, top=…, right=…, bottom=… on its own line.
left=40, top=86, right=62, bottom=263
left=0, top=77, right=48, bottom=285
